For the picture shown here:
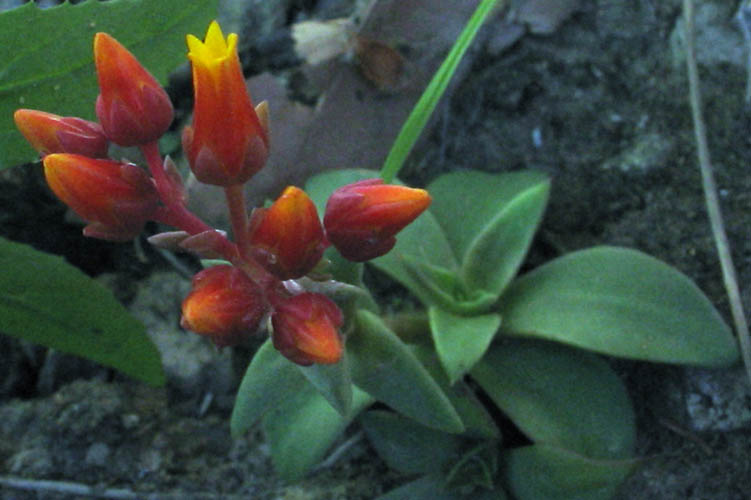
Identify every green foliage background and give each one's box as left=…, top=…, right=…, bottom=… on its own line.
left=0, top=0, right=217, bottom=169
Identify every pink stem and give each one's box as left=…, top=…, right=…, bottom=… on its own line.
left=140, top=141, right=239, bottom=262
left=224, top=184, right=251, bottom=257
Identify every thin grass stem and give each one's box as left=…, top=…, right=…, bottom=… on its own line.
left=683, top=0, right=751, bottom=382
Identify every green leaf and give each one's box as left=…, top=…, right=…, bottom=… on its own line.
left=412, top=345, right=500, bottom=440
left=297, top=351, right=353, bottom=416
left=503, top=444, right=638, bottom=500
left=428, top=170, right=549, bottom=299
left=471, top=339, right=635, bottom=460
left=497, top=246, right=739, bottom=366
left=349, top=310, right=464, bottom=433
left=445, top=442, right=500, bottom=492
left=200, top=259, right=231, bottom=268
left=360, top=409, right=463, bottom=475
left=380, top=0, right=503, bottom=183
left=230, top=339, right=307, bottom=437
left=0, top=237, right=164, bottom=385
left=262, top=382, right=373, bottom=480
left=377, top=476, right=464, bottom=500
left=378, top=475, right=508, bottom=500
left=0, top=0, right=217, bottom=169
left=429, top=306, right=501, bottom=383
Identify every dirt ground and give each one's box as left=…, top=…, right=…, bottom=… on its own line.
left=2, top=0, right=751, bottom=498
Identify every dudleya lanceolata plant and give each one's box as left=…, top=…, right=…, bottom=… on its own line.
left=14, top=18, right=741, bottom=500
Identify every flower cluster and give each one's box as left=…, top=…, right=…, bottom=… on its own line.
left=14, top=21, right=430, bottom=366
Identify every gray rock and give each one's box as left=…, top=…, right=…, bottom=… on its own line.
left=84, top=442, right=111, bottom=467
left=128, top=271, right=234, bottom=399
left=684, top=366, right=751, bottom=431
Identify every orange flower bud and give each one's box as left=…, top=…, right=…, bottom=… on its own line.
left=183, top=21, right=269, bottom=186
left=14, top=109, right=109, bottom=158
left=323, top=179, right=431, bottom=261
left=42, top=154, right=159, bottom=241
left=271, top=292, right=343, bottom=366
left=94, top=32, right=174, bottom=146
left=248, top=186, right=327, bottom=280
left=181, top=265, right=267, bottom=347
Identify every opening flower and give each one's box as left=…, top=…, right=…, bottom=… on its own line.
left=183, top=21, right=269, bottom=186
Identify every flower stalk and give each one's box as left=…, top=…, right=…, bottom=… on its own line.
left=14, top=20, right=431, bottom=365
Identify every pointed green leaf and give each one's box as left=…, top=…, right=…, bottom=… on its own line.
left=412, top=345, right=500, bottom=440
left=377, top=476, right=464, bottom=500
left=401, top=254, right=498, bottom=314
left=297, top=351, right=353, bottom=416
left=428, top=170, right=549, bottom=298
left=0, top=0, right=217, bottom=169
left=503, top=444, right=638, bottom=500
left=361, top=410, right=463, bottom=475
left=262, top=383, right=373, bottom=480
left=471, top=340, right=635, bottom=460
left=445, top=442, right=500, bottom=492
left=0, top=237, right=164, bottom=385
left=497, top=246, right=739, bottom=366
left=378, top=475, right=508, bottom=500
left=230, top=339, right=307, bottom=437
left=429, top=307, right=501, bottom=383
left=349, top=310, right=464, bottom=433
left=371, top=209, right=459, bottom=304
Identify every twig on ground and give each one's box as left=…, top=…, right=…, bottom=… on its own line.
left=0, top=475, right=248, bottom=499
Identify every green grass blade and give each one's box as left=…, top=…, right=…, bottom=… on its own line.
left=379, top=0, right=502, bottom=183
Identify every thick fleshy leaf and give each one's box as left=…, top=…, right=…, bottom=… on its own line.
left=378, top=475, right=508, bottom=500
left=497, top=246, right=739, bottom=366
left=297, top=351, right=353, bottom=416
left=361, top=410, right=463, bottom=475
left=471, top=339, right=636, bottom=460
left=428, top=170, right=549, bottom=298
left=429, top=306, right=501, bottom=383
left=503, top=444, right=638, bottom=500
left=262, top=383, right=372, bottom=480
left=412, top=345, right=500, bottom=440
left=0, top=0, right=217, bottom=168
left=0, top=237, right=164, bottom=385
left=349, top=310, right=464, bottom=433
left=401, top=254, right=497, bottom=313
left=371, top=208, right=460, bottom=308
left=230, top=339, right=307, bottom=437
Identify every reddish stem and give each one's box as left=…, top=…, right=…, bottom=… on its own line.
left=224, top=184, right=251, bottom=257
left=140, top=141, right=239, bottom=262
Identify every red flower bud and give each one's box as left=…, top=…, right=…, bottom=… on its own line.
left=248, top=186, right=327, bottom=280
left=94, top=32, right=174, bottom=146
left=271, top=293, right=343, bottom=366
left=181, top=265, right=267, bottom=347
left=183, top=21, right=269, bottom=186
left=323, top=179, right=431, bottom=261
left=14, top=109, right=109, bottom=158
left=42, top=154, right=159, bottom=241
